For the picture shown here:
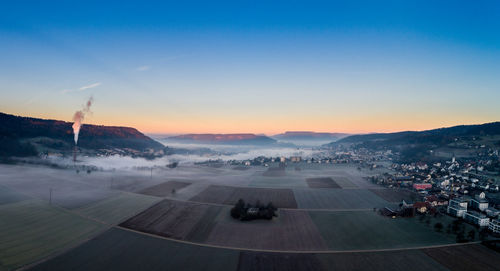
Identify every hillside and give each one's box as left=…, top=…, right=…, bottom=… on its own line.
left=325, top=122, right=500, bottom=161
left=166, top=134, right=277, bottom=145
left=0, top=112, right=164, bottom=157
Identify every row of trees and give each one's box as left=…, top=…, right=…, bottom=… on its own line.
left=421, top=214, right=490, bottom=242
left=230, top=199, right=277, bottom=221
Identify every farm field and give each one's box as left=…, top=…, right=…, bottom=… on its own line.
left=29, top=228, right=240, bottom=271
left=205, top=209, right=328, bottom=251
left=248, top=175, right=308, bottom=188
left=120, top=199, right=223, bottom=241
left=108, top=175, right=165, bottom=193
left=309, top=211, right=455, bottom=250
left=327, top=176, right=358, bottom=188
left=369, top=188, right=418, bottom=203
left=190, top=185, right=298, bottom=208
left=0, top=171, right=118, bottom=209
left=25, top=224, right=500, bottom=271
left=262, top=167, right=286, bottom=177
left=306, top=177, right=341, bottom=188
left=0, top=185, right=29, bottom=205
left=316, top=249, right=448, bottom=271
left=237, top=251, right=324, bottom=271
left=138, top=180, right=191, bottom=197
left=166, top=182, right=212, bottom=201
left=0, top=199, right=105, bottom=271
left=422, top=244, right=500, bottom=271
left=293, top=188, right=388, bottom=209
left=75, top=192, right=161, bottom=225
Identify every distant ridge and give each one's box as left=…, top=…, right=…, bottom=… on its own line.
left=0, top=112, right=164, bottom=157
left=166, top=133, right=277, bottom=145
left=273, top=131, right=349, bottom=140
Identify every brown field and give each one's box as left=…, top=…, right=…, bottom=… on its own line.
left=422, top=244, right=500, bottom=271
left=330, top=176, right=358, bottom=188
left=190, top=185, right=298, bottom=208
left=237, top=251, right=324, bottom=271
left=189, top=185, right=235, bottom=204
left=294, top=189, right=387, bottom=209
left=205, top=210, right=328, bottom=251
left=306, top=177, right=341, bottom=188
left=120, top=199, right=222, bottom=241
left=317, top=250, right=448, bottom=271
left=138, top=181, right=191, bottom=197
left=263, top=167, right=286, bottom=177
left=369, top=188, right=417, bottom=203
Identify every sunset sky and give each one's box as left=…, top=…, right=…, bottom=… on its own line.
left=1, top=1, right=499, bottom=135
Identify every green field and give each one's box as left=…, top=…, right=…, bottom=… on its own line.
left=0, top=200, right=106, bottom=271
left=30, top=228, right=240, bottom=271
left=28, top=228, right=497, bottom=271
left=309, top=211, right=456, bottom=250
left=293, top=189, right=388, bottom=209
left=75, top=192, right=161, bottom=225
left=0, top=185, right=28, bottom=206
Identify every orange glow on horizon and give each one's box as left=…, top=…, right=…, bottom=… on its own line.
left=3, top=108, right=498, bottom=136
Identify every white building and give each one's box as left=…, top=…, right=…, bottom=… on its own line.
left=464, top=211, right=490, bottom=227
left=447, top=197, right=469, bottom=218
left=447, top=204, right=467, bottom=218
left=489, top=219, right=500, bottom=234
left=449, top=198, right=468, bottom=209
left=470, top=192, right=488, bottom=211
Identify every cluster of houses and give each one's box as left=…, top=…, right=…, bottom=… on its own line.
left=370, top=154, right=500, bottom=235
left=381, top=194, right=449, bottom=218
left=381, top=158, right=500, bottom=195
left=232, top=154, right=365, bottom=168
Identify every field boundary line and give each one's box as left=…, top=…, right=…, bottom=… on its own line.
left=115, top=225, right=482, bottom=254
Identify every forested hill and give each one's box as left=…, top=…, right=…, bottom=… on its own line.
left=0, top=112, right=164, bottom=157
left=324, top=122, right=500, bottom=161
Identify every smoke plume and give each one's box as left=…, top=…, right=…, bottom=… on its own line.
left=72, top=97, right=94, bottom=145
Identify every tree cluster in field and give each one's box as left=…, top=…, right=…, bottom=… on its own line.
left=432, top=217, right=489, bottom=243
left=416, top=213, right=490, bottom=243
left=230, top=199, right=277, bottom=221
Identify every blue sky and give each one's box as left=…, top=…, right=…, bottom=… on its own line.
left=1, top=1, right=499, bottom=133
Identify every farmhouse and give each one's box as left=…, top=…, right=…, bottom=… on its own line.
left=413, top=202, right=430, bottom=214
left=230, top=199, right=278, bottom=221
left=247, top=207, right=259, bottom=216
left=464, top=211, right=490, bottom=227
